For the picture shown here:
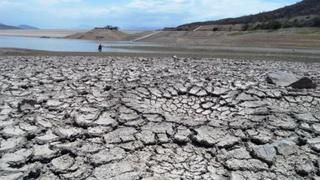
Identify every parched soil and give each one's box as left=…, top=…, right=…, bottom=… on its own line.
left=0, top=56, right=320, bottom=180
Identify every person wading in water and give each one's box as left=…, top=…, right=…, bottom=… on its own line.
left=98, top=44, right=102, bottom=52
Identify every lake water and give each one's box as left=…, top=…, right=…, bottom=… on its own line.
left=0, top=35, right=157, bottom=53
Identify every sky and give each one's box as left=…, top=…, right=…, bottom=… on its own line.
left=0, top=0, right=301, bottom=30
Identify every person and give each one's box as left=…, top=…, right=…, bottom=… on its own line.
left=98, top=44, right=102, bottom=52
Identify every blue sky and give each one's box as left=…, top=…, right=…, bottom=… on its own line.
left=0, top=0, right=301, bottom=29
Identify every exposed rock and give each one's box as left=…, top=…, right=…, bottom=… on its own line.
left=266, top=71, right=316, bottom=89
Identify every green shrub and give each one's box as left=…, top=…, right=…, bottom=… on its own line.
left=311, top=17, right=320, bottom=27
left=242, top=24, right=249, bottom=31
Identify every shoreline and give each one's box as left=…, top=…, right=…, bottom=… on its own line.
left=1, top=47, right=320, bottom=63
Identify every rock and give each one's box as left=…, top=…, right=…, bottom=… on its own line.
left=290, top=77, right=317, bottom=89
left=266, top=71, right=316, bottom=89
left=252, top=144, right=276, bottom=164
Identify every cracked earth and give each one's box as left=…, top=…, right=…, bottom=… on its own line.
left=0, top=56, right=320, bottom=180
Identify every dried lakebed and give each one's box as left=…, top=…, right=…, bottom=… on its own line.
left=0, top=56, right=320, bottom=180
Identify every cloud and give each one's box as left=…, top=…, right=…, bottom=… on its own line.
left=0, top=0, right=300, bottom=29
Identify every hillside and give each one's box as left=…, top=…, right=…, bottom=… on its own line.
left=176, top=0, right=320, bottom=31
left=66, top=29, right=128, bottom=41
left=0, top=23, right=19, bottom=29
left=18, top=25, right=38, bottom=29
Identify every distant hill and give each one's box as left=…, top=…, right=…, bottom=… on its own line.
left=176, top=0, right=320, bottom=31
left=18, top=25, right=38, bottom=29
left=0, top=23, right=39, bottom=30
left=0, top=23, right=19, bottom=29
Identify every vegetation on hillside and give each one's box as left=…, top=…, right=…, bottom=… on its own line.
left=176, top=0, right=320, bottom=31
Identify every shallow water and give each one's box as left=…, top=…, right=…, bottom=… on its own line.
left=0, top=35, right=156, bottom=52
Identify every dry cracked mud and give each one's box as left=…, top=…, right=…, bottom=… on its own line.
left=0, top=56, right=320, bottom=180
